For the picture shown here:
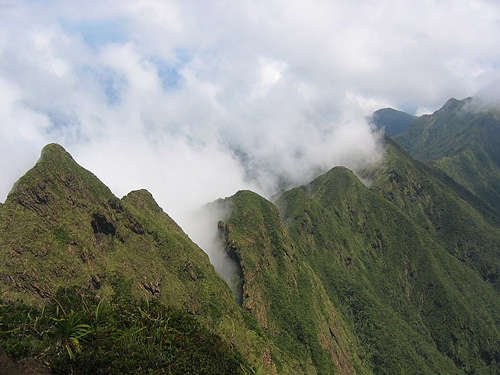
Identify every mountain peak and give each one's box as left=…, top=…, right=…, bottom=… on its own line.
left=442, top=97, right=460, bottom=109
left=371, top=107, right=416, bottom=136
left=390, top=96, right=500, bottom=216
left=35, top=143, right=77, bottom=169
left=440, top=97, right=473, bottom=113
left=123, top=189, right=164, bottom=215
left=36, top=143, right=85, bottom=174
left=6, top=143, right=113, bottom=211
left=40, top=143, right=72, bottom=159
left=311, top=166, right=363, bottom=190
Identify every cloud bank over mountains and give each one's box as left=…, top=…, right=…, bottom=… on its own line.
left=1, top=0, right=500, bottom=230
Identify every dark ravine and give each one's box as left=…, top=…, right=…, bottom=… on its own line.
left=0, top=97, right=499, bottom=374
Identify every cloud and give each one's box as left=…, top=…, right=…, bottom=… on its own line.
left=1, top=0, right=500, bottom=269
left=0, top=76, right=50, bottom=198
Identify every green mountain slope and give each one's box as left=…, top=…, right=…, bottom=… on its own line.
left=367, top=138, right=500, bottom=290
left=392, top=97, right=500, bottom=215
left=279, top=168, right=499, bottom=374
left=217, top=139, right=500, bottom=374
left=218, top=190, right=368, bottom=374
left=0, top=144, right=232, bottom=313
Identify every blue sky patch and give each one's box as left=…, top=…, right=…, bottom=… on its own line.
left=78, top=66, right=128, bottom=105
left=60, top=17, right=128, bottom=50
left=149, top=50, right=192, bottom=91
left=151, top=60, right=183, bottom=91
left=100, top=68, right=128, bottom=105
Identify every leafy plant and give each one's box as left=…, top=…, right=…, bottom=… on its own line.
left=51, top=307, right=92, bottom=360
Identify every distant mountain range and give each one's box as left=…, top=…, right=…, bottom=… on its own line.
left=1, top=97, right=499, bottom=374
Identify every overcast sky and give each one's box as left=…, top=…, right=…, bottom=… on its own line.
left=1, top=0, right=500, bottom=237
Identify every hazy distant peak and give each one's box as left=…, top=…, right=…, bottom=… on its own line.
left=440, top=97, right=473, bottom=113
left=371, top=108, right=416, bottom=136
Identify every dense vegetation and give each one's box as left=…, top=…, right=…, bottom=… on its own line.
left=278, top=164, right=500, bottom=374
left=375, top=98, right=500, bottom=289
left=217, top=160, right=500, bottom=374
left=216, top=108, right=500, bottom=373
left=219, top=190, right=367, bottom=374
left=0, top=288, right=249, bottom=374
left=0, top=143, right=274, bottom=373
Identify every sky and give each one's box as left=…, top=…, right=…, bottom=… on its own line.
left=1, top=0, right=500, bottom=254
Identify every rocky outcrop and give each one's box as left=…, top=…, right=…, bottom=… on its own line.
left=0, top=346, right=50, bottom=375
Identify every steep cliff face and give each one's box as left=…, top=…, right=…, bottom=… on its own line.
left=219, top=190, right=366, bottom=374
left=0, top=144, right=228, bottom=310
left=372, top=97, right=500, bottom=289
left=369, top=138, right=500, bottom=291
left=278, top=164, right=500, bottom=374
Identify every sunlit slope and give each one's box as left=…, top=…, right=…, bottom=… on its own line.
left=0, top=144, right=232, bottom=311
left=282, top=169, right=500, bottom=373
left=2, top=139, right=500, bottom=374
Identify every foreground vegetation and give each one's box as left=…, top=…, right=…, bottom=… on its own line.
left=0, top=287, right=250, bottom=374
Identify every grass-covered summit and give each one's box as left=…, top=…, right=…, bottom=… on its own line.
left=1, top=142, right=232, bottom=312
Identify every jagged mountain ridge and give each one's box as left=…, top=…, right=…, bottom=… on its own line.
left=0, top=96, right=499, bottom=374
left=1, top=144, right=228, bottom=309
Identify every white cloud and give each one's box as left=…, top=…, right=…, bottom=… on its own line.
left=250, top=57, right=288, bottom=99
